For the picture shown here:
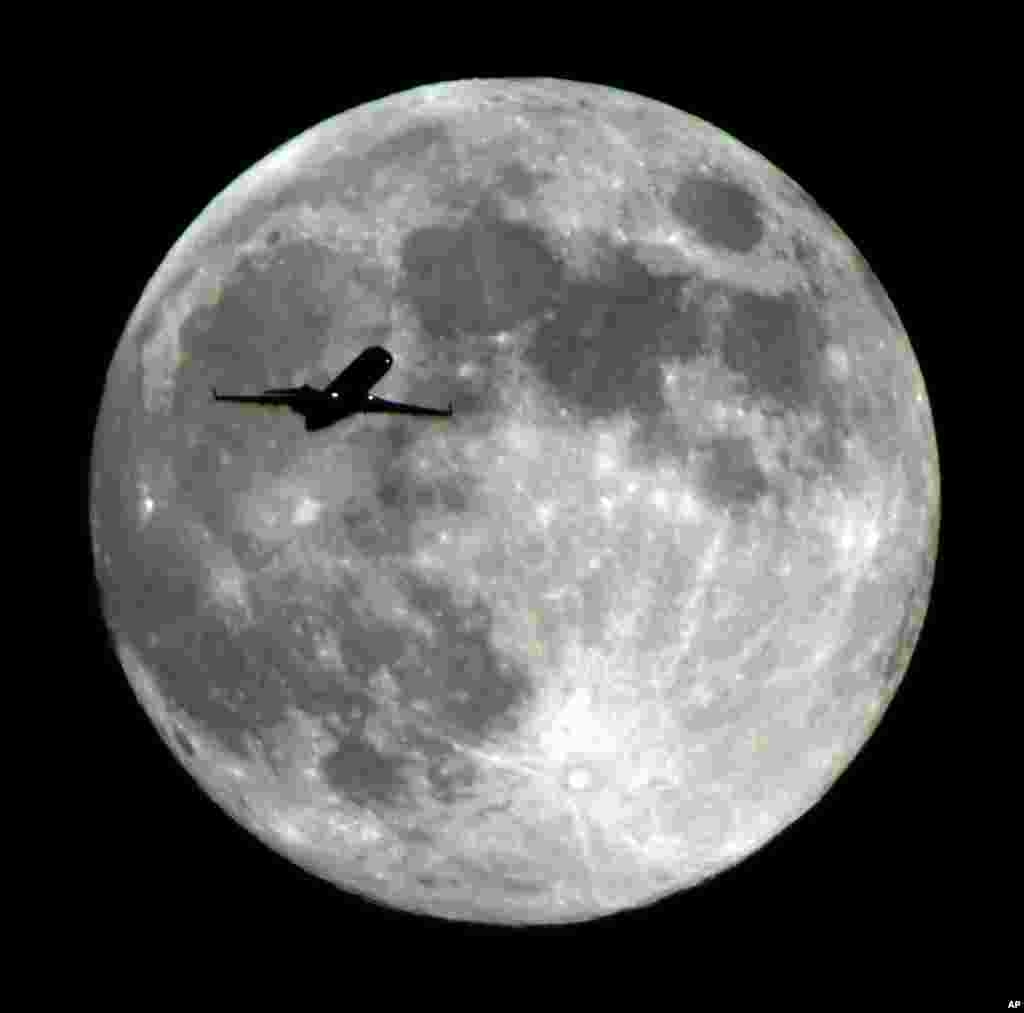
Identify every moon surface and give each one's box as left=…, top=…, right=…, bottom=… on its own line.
left=90, top=78, right=939, bottom=924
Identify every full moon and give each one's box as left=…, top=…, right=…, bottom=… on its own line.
left=90, top=79, right=939, bottom=923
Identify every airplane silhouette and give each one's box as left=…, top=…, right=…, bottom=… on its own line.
left=212, top=346, right=453, bottom=433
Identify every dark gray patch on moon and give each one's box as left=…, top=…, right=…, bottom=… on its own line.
left=378, top=467, right=473, bottom=518
left=527, top=239, right=703, bottom=431
left=701, top=435, right=770, bottom=508
left=494, top=160, right=546, bottom=199
left=320, top=736, right=414, bottom=809
left=140, top=610, right=301, bottom=759
left=424, top=755, right=480, bottom=806
left=802, top=414, right=850, bottom=480
left=341, top=498, right=416, bottom=559
left=179, top=238, right=337, bottom=396
left=398, top=197, right=564, bottom=342
left=103, top=521, right=205, bottom=642
left=397, top=577, right=533, bottom=742
left=362, top=121, right=455, bottom=172
left=715, top=287, right=829, bottom=415
left=670, top=174, right=765, bottom=254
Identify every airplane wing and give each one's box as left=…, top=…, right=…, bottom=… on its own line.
left=324, top=346, right=394, bottom=397
left=360, top=395, right=454, bottom=418
left=212, top=391, right=298, bottom=406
